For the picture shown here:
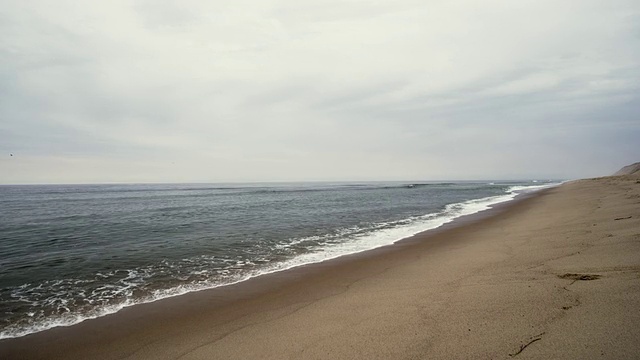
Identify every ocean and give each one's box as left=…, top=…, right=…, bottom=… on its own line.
left=0, top=180, right=556, bottom=339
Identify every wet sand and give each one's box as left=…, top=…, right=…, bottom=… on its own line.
left=1, top=175, right=639, bottom=359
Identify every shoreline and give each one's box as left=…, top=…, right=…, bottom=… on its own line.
left=1, top=176, right=639, bottom=359
left=0, top=183, right=552, bottom=341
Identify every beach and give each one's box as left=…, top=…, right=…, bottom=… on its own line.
left=1, top=174, right=639, bottom=359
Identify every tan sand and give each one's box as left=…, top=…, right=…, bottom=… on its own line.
left=1, top=174, right=639, bottom=359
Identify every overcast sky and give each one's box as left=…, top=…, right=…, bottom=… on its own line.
left=1, top=0, right=639, bottom=184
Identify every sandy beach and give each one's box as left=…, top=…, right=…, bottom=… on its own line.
left=1, top=174, right=639, bottom=359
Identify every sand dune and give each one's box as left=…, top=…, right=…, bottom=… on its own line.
left=614, top=162, right=640, bottom=176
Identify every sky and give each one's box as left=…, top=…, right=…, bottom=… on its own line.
left=1, top=0, right=639, bottom=184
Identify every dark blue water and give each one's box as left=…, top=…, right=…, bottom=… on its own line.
left=0, top=181, right=555, bottom=338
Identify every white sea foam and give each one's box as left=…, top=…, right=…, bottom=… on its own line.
left=0, top=182, right=559, bottom=340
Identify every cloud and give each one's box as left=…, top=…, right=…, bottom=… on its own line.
left=1, top=0, right=639, bottom=183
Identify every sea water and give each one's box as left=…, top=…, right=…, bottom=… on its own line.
left=0, top=180, right=556, bottom=339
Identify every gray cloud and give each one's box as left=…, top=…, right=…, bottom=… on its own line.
left=1, top=0, right=639, bottom=184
